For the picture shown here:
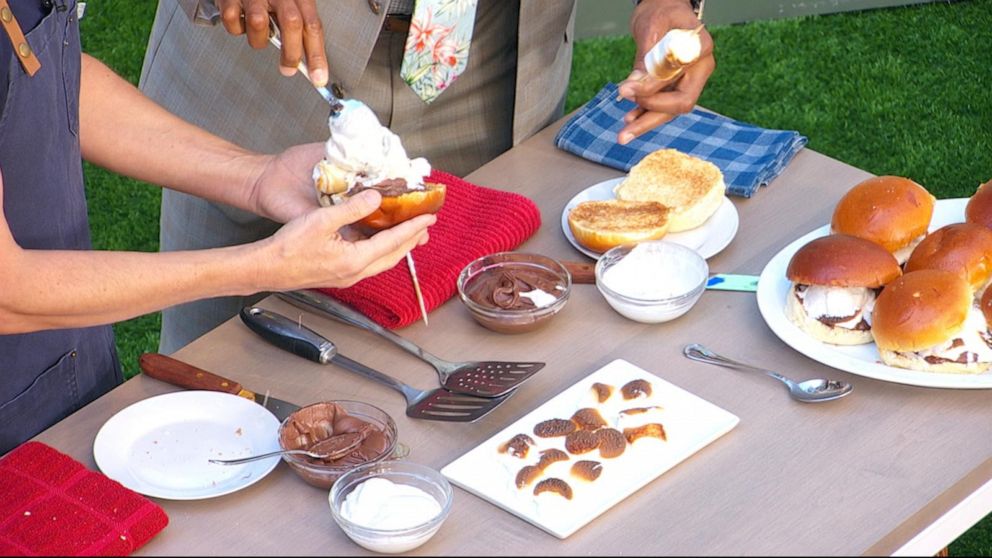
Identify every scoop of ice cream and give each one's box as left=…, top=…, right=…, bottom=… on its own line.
left=312, top=102, right=431, bottom=200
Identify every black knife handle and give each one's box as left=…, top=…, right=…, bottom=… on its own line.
left=240, top=306, right=337, bottom=364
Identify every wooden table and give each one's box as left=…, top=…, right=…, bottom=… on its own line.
left=34, top=117, right=992, bottom=556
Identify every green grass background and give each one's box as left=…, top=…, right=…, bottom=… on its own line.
left=78, top=0, right=990, bottom=553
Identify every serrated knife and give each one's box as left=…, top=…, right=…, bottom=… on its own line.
left=138, top=353, right=299, bottom=423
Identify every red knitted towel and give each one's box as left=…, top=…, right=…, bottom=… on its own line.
left=317, top=170, right=542, bottom=328
left=0, top=442, right=169, bottom=556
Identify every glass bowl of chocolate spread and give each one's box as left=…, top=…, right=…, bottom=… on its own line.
left=457, top=252, right=572, bottom=334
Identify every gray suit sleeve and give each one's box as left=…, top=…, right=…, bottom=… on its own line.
left=176, top=0, right=219, bottom=25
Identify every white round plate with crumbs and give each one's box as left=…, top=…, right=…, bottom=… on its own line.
left=757, top=198, right=992, bottom=389
left=93, top=391, right=282, bottom=499
left=561, top=177, right=739, bottom=260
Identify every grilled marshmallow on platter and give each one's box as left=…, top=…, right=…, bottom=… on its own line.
left=831, top=175, right=935, bottom=265
left=872, top=270, right=992, bottom=374
left=785, top=234, right=902, bottom=345
left=904, top=222, right=992, bottom=301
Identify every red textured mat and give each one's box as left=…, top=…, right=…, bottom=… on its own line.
left=0, top=442, right=168, bottom=556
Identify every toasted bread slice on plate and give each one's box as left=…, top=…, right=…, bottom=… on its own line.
left=567, top=199, right=671, bottom=253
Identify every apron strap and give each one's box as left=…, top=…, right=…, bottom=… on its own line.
left=0, top=0, right=41, bottom=76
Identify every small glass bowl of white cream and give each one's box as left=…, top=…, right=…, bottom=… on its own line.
left=329, top=460, right=453, bottom=554
left=595, top=241, right=708, bottom=323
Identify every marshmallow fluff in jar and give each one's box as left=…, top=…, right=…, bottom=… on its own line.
left=595, top=241, right=708, bottom=323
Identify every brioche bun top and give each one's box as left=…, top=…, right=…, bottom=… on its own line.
left=786, top=234, right=902, bottom=288
left=871, top=269, right=972, bottom=351
left=831, top=176, right=935, bottom=252
left=904, top=223, right=992, bottom=292
left=965, top=178, right=992, bottom=230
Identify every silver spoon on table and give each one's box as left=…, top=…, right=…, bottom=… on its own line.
left=683, top=344, right=853, bottom=403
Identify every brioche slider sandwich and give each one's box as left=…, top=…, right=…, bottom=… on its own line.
left=965, top=178, right=992, bottom=231
left=312, top=103, right=445, bottom=230
left=613, top=149, right=725, bottom=233
left=785, top=234, right=902, bottom=345
left=831, top=175, right=935, bottom=264
left=904, top=223, right=992, bottom=299
left=872, top=269, right=992, bottom=374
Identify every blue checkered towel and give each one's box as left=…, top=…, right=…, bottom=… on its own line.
left=554, top=83, right=808, bottom=198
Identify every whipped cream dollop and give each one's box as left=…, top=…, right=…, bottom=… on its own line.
left=316, top=102, right=431, bottom=192
left=798, top=285, right=876, bottom=330
left=339, top=477, right=441, bottom=531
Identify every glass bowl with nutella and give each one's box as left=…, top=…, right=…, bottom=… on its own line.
left=457, top=252, right=571, bottom=334
left=595, top=241, right=708, bottom=323
left=329, top=460, right=453, bottom=554
left=278, top=401, right=399, bottom=489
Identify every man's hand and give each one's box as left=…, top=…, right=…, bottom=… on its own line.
left=616, top=0, right=714, bottom=144
left=216, top=0, right=329, bottom=86
left=246, top=142, right=325, bottom=224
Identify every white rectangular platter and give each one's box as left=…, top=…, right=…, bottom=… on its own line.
left=441, top=359, right=739, bottom=539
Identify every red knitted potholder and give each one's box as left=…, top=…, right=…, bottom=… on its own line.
left=0, top=442, right=169, bottom=556
left=317, top=170, right=542, bottom=328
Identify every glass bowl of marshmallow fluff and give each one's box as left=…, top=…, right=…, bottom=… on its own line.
left=457, top=252, right=571, bottom=334
left=595, top=241, right=708, bottom=323
left=329, top=460, right=453, bottom=554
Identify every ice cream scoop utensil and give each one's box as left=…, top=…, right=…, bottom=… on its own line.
left=683, top=344, right=853, bottom=403
left=277, top=290, right=545, bottom=398
left=266, top=16, right=356, bottom=116
left=241, top=306, right=512, bottom=421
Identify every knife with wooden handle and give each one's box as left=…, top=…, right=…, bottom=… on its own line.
left=138, top=353, right=300, bottom=422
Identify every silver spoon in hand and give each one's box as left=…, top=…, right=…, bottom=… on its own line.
left=683, top=344, right=853, bottom=403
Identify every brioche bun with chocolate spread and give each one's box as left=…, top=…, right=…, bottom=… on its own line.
left=831, top=176, right=935, bottom=264
left=965, top=178, right=992, bottom=230
left=872, top=269, right=992, bottom=374
left=904, top=222, right=992, bottom=297
left=314, top=161, right=445, bottom=230
left=785, top=234, right=901, bottom=345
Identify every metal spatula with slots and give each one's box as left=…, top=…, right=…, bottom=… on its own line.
left=240, top=306, right=511, bottom=422
left=278, top=290, right=545, bottom=398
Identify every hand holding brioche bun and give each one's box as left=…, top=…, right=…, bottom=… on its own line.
left=904, top=222, right=992, bottom=298
left=831, top=175, right=935, bottom=264
left=311, top=103, right=444, bottom=231
left=785, top=234, right=901, bottom=345
left=871, top=269, right=992, bottom=374
left=965, top=178, right=992, bottom=230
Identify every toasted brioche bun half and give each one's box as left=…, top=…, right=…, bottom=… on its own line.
left=830, top=175, right=935, bottom=254
left=786, top=234, right=902, bottom=288
left=871, top=269, right=972, bottom=353
left=965, top=178, right=992, bottom=230
left=904, top=223, right=992, bottom=294
left=355, top=182, right=446, bottom=230
left=567, top=200, right=671, bottom=253
left=613, top=149, right=725, bottom=233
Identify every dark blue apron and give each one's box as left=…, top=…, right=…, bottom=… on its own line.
left=0, top=0, right=122, bottom=455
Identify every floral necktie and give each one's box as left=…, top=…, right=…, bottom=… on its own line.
left=399, top=0, right=480, bottom=104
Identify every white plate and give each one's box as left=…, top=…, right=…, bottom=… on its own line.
left=441, top=359, right=739, bottom=539
left=93, top=391, right=282, bottom=500
left=561, top=177, right=739, bottom=260
left=757, top=198, right=992, bottom=389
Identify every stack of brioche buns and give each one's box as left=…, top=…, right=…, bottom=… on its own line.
left=785, top=174, right=992, bottom=374
left=567, top=149, right=726, bottom=253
